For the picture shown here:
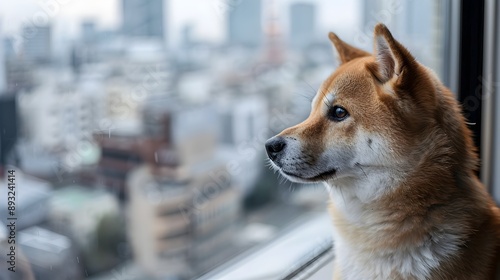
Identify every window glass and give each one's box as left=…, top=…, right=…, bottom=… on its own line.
left=0, top=1, right=450, bottom=279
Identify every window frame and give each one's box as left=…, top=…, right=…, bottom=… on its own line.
left=482, top=0, right=500, bottom=201
left=455, top=0, right=486, bottom=177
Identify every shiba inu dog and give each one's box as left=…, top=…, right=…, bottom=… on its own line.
left=265, top=23, right=500, bottom=279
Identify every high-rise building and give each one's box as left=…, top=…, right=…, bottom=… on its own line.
left=5, top=59, right=34, bottom=92
left=4, top=29, right=34, bottom=92
left=81, top=20, right=97, bottom=44
left=361, top=0, right=439, bottom=75
left=289, top=2, right=316, bottom=50
left=122, top=0, right=165, bottom=39
left=228, top=0, right=262, bottom=47
left=181, top=23, right=194, bottom=49
left=0, top=95, right=17, bottom=175
left=361, top=0, right=384, bottom=28
left=3, top=37, right=15, bottom=59
left=22, top=25, right=52, bottom=64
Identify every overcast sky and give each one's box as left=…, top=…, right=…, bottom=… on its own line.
left=0, top=0, right=361, bottom=48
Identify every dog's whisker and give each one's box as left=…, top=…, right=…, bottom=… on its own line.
left=356, top=163, right=368, bottom=178
left=299, top=78, right=318, bottom=96
left=294, top=92, right=314, bottom=102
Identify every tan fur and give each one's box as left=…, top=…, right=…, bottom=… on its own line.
left=269, top=24, right=500, bottom=279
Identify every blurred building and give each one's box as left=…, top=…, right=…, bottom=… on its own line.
left=0, top=172, right=65, bottom=279
left=361, top=0, right=384, bottom=28
left=127, top=153, right=241, bottom=278
left=289, top=2, right=316, bottom=50
left=48, top=185, right=120, bottom=248
left=47, top=185, right=123, bottom=276
left=217, top=96, right=267, bottom=146
left=0, top=171, right=52, bottom=229
left=97, top=52, right=170, bottom=199
left=5, top=59, right=35, bottom=92
left=73, top=20, right=100, bottom=70
left=145, top=101, right=219, bottom=164
left=0, top=224, right=35, bottom=280
left=0, top=22, right=5, bottom=92
left=105, top=46, right=170, bottom=123
left=16, top=141, right=65, bottom=180
left=22, top=25, right=52, bottom=64
left=19, top=79, right=102, bottom=153
left=216, top=95, right=267, bottom=194
left=94, top=131, right=146, bottom=199
left=16, top=71, right=103, bottom=181
left=361, top=0, right=440, bottom=74
left=262, top=0, right=286, bottom=66
left=394, top=0, right=440, bottom=75
left=181, top=24, right=195, bottom=49
left=0, top=94, right=18, bottom=175
left=4, top=33, right=35, bottom=92
left=18, top=226, right=81, bottom=280
left=127, top=99, right=244, bottom=278
left=122, top=0, right=165, bottom=39
left=82, top=20, right=98, bottom=44
left=3, top=37, right=16, bottom=59
left=228, top=0, right=262, bottom=48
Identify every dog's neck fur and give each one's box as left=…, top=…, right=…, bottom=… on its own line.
left=325, top=167, right=469, bottom=279
left=324, top=101, right=483, bottom=280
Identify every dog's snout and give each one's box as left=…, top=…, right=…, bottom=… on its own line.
left=265, top=137, right=287, bottom=161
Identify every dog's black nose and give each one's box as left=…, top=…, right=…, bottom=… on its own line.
left=265, top=137, right=286, bottom=161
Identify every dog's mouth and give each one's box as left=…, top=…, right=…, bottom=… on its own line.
left=281, top=168, right=337, bottom=182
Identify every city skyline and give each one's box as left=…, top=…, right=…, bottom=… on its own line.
left=0, top=0, right=361, bottom=48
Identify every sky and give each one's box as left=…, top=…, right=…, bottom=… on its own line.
left=0, top=0, right=361, bottom=48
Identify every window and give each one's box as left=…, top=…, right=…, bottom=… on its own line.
left=482, top=0, right=500, bottom=202
left=0, top=1, right=494, bottom=280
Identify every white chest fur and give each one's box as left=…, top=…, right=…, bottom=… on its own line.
left=333, top=236, right=448, bottom=280
left=327, top=182, right=462, bottom=280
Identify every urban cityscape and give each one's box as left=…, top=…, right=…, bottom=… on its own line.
left=0, top=0, right=442, bottom=279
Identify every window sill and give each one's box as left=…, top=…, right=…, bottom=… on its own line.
left=198, top=212, right=334, bottom=280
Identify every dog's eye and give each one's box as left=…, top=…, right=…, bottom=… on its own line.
left=328, top=106, right=349, bottom=121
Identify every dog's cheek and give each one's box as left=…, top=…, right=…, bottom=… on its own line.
left=318, top=145, right=356, bottom=170
left=329, top=119, right=358, bottom=145
left=352, top=133, right=389, bottom=164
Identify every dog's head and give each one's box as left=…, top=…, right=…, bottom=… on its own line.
left=266, top=24, right=460, bottom=187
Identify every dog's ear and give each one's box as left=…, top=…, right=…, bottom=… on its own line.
left=367, top=23, right=416, bottom=83
left=328, top=32, right=370, bottom=64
